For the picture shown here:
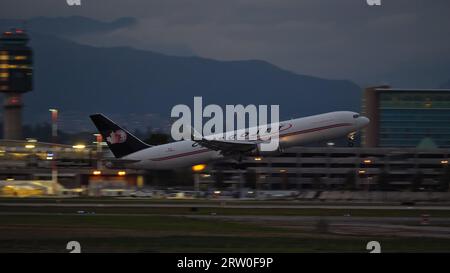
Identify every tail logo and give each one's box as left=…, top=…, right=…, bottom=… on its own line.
left=106, top=130, right=127, bottom=144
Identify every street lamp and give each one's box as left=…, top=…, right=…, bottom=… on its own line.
left=94, top=133, right=103, bottom=170
left=49, top=109, right=58, bottom=142
left=49, top=108, right=58, bottom=183
left=192, top=164, right=207, bottom=195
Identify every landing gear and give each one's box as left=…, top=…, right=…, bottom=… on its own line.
left=347, top=132, right=356, bottom=147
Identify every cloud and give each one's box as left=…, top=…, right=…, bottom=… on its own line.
left=1, top=0, right=450, bottom=86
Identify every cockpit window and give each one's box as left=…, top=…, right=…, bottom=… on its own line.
left=353, top=114, right=360, bottom=118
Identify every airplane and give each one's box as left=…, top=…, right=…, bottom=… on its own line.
left=90, top=111, right=369, bottom=170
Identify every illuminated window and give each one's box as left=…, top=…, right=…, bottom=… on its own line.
left=14, top=56, right=27, bottom=60
left=0, top=72, right=9, bottom=78
left=0, top=64, right=8, bottom=69
left=0, top=55, right=8, bottom=61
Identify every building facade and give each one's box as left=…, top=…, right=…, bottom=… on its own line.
left=1, top=141, right=449, bottom=192
left=201, top=146, right=450, bottom=191
left=362, top=86, right=450, bottom=148
left=0, top=140, right=145, bottom=191
left=0, top=29, right=33, bottom=140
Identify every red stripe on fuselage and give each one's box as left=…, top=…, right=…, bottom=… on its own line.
left=279, top=123, right=352, bottom=138
left=150, top=148, right=211, bottom=161
left=150, top=123, right=353, bottom=161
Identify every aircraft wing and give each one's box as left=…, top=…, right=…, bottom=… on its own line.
left=186, top=124, right=280, bottom=155
left=195, top=138, right=258, bottom=155
left=189, top=126, right=260, bottom=154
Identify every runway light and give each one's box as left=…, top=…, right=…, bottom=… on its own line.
left=192, top=164, right=206, bottom=172
left=25, top=144, right=35, bottom=149
left=363, top=159, right=372, bottom=164
left=358, top=170, right=366, bottom=174
left=72, top=144, right=86, bottom=150
left=441, top=160, right=449, bottom=165
left=254, top=157, right=262, bottom=161
left=92, top=170, right=102, bottom=175
left=117, top=171, right=126, bottom=176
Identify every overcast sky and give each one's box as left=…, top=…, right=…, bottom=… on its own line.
left=1, top=0, right=450, bottom=87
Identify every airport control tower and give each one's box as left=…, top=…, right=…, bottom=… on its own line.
left=0, top=29, right=33, bottom=140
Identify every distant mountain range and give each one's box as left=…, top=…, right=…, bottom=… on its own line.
left=0, top=16, right=137, bottom=38
left=0, top=17, right=363, bottom=131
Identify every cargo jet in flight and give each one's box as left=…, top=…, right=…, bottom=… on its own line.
left=90, top=111, right=369, bottom=170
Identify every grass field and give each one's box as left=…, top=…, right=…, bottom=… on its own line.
left=2, top=198, right=450, bottom=252
left=1, top=214, right=450, bottom=253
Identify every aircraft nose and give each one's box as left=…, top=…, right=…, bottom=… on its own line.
left=358, top=116, right=370, bottom=127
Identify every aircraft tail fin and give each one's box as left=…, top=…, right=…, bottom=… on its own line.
left=89, top=114, right=150, bottom=158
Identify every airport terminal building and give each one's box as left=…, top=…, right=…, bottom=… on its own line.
left=1, top=140, right=449, bottom=193
left=200, top=146, right=450, bottom=191
left=1, top=87, right=450, bottom=195
left=0, top=140, right=145, bottom=196
left=362, top=86, right=450, bottom=148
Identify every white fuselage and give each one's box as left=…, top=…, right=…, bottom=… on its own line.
left=122, top=111, right=369, bottom=170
